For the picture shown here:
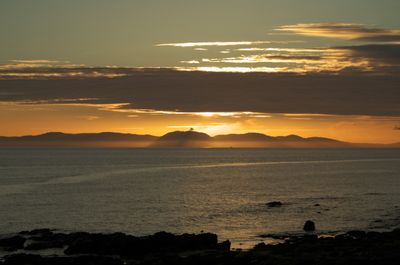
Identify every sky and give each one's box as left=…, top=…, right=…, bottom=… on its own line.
left=0, top=0, right=399, bottom=143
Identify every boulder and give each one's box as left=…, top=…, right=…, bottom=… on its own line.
left=217, top=240, right=231, bottom=251
left=347, top=230, right=366, bottom=239
left=19, top=229, right=53, bottom=237
left=303, top=220, right=316, bottom=232
left=3, top=253, right=123, bottom=265
left=0, top=236, right=26, bottom=251
left=266, top=201, right=283, bottom=207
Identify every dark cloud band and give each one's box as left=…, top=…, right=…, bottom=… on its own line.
left=0, top=70, right=399, bottom=117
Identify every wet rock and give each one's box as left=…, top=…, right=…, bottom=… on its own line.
left=217, top=240, right=231, bottom=251
left=3, top=253, right=123, bottom=265
left=0, top=236, right=26, bottom=251
left=3, top=254, right=42, bottom=265
left=266, top=201, right=283, bottom=207
left=19, top=229, right=53, bottom=237
left=303, top=220, right=316, bottom=232
left=347, top=230, right=366, bottom=239
left=24, top=239, right=65, bottom=250
left=64, top=232, right=139, bottom=257
left=4, top=229, right=400, bottom=265
left=64, top=231, right=220, bottom=257
left=253, top=242, right=267, bottom=250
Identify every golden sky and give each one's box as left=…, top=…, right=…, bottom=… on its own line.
left=0, top=1, right=399, bottom=144
left=0, top=100, right=398, bottom=144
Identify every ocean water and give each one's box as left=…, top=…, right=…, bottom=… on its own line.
left=0, top=148, right=399, bottom=247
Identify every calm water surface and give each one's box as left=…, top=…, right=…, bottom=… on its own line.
left=0, top=148, right=399, bottom=246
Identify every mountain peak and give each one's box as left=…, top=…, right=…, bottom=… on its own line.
left=160, top=130, right=212, bottom=140
left=153, top=130, right=212, bottom=147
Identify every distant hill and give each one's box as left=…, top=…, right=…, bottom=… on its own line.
left=0, top=130, right=397, bottom=148
left=152, top=131, right=212, bottom=147
left=0, top=132, right=156, bottom=147
left=212, top=132, right=345, bottom=148
left=213, top=133, right=274, bottom=142
left=387, top=142, right=400, bottom=148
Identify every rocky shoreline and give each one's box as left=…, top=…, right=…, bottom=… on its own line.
left=0, top=228, right=399, bottom=265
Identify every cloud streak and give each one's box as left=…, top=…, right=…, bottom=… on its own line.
left=276, top=23, right=400, bottom=42
left=180, top=44, right=400, bottom=73
left=156, top=41, right=274, bottom=47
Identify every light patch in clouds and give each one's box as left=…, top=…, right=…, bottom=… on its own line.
left=235, top=47, right=329, bottom=53
left=180, top=44, right=400, bottom=73
left=168, top=123, right=241, bottom=136
left=276, top=23, right=400, bottom=42
left=11, top=100, right=271, bottom=119
left=180, top=60, right=200, bottom=64
left=284, top=113, right=338, bottom=118
left=154, top=24, right=400, bottom=74
left=110, top=108, right=269, bottom=118
left=177, top=66, right=285, bottom=73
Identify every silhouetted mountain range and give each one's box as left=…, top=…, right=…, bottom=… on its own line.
left=0, top=131, right=397, bottom=148
left=0, top=132, right=156, bottom=147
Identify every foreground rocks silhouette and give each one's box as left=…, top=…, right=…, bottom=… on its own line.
left=1, top=229, right=400, bottom=265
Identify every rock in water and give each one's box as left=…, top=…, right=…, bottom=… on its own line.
left=266, top=201, right=283, bottom=207
left=0, top=236, right=26, bottom=251
left=303, top=220, right=316, bottom=232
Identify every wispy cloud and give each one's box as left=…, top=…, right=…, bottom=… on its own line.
left=156, top=41, right=273, bottom=47
left=276, top=23, right=400, bottom=42
left=154, top=24, right=400, bottom=74
left=180, top=60, right=200, bottom=64
left=179, top=43, right=400, bottom=73
left=177, top=66, right=285, bottom=73
left=0, top=60, right=129, bottom=79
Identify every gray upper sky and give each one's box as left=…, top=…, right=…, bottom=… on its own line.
left=1, top=0, right=400, bottom=67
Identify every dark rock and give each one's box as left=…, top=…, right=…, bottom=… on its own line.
left=314, top=203, right=320, bottom=207
left=19, top=229, right=53, bottom=237
left=347, top=230, right=366, bottom=239
left=0, top=236, right=26, bottom=251
left=366, top=231, right=381, bottom=239
left=3, top=254, right=42, bottom=265
left=24, top=239, right=65, bottom=250
left=64, top=232, right=139, bottom=257
left=303, top=220, right=316, bottom=232
left=253, top=242, right=267, bottom=250
left=65, top=231, right=219, bottom=258
left=65, top=255, right=124, bottom=265
left=3, top=229, right=400, bottom=265
left=3, top=253, right=123, bottom=265
left=266, top=201, right=283, bottom=207
left=302, top=234, right=318, bottom=241
left=217, top=240, right=231, bottom=251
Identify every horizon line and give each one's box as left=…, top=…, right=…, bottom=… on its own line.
left=0, top=130, right=399, bottom=146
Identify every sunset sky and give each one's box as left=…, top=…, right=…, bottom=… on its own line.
left=0, top=0, right=399, bottom=143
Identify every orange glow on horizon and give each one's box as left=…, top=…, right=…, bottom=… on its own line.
left=0, top=102, right=399, bottom=144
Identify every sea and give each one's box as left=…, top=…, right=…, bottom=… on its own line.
left=0, top=148, right=399, bottom=247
